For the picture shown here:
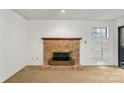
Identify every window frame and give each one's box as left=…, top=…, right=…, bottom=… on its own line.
left=91, top=27, right=108, bottom=39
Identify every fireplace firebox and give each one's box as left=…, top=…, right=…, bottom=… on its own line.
left=53, top=52, right=70, bottom=61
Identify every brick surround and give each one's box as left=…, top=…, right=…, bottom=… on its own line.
left=42, top=38, right=82, bottom=66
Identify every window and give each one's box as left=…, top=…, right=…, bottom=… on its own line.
left=92, top=27, right=108, bottom=38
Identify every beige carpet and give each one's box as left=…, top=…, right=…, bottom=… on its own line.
left=4, top=65, right=124, bottom=83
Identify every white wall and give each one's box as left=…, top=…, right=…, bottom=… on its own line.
left=0, top=10, right=28, bottom=82
left=116, top=16, right=124, bottom=26
left=27, top=20, right=116, bottom=66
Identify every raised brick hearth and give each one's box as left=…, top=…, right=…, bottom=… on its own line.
left=42, top=38, right=82, bottom=66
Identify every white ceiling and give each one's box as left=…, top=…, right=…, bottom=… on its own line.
left=13, top=9, right=124, bottom=20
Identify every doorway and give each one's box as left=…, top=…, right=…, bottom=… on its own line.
left=118, top=26, right=124, bottom=68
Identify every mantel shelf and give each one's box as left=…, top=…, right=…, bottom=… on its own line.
left=41, top=37, right=82, bottom=40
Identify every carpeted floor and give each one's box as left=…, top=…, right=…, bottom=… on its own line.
left=4, top=65, right=124, bottom=83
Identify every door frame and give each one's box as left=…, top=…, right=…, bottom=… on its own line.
left=118, top=26, right=124, bottom=67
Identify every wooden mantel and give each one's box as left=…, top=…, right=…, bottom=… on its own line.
left=41, top=37, right=82, bottom=40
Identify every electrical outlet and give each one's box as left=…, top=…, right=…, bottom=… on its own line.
left=84, top=40, right=87, bottom=44
left=36, top=57, right=39, bottom=60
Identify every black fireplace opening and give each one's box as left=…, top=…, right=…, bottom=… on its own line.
left=52, top=52, right=70, bottom=61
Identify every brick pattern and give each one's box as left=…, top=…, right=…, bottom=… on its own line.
left=43, top=40, right=80, bottom=66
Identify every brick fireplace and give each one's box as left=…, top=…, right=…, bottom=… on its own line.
left=42, top=38, right=82, bottom=66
